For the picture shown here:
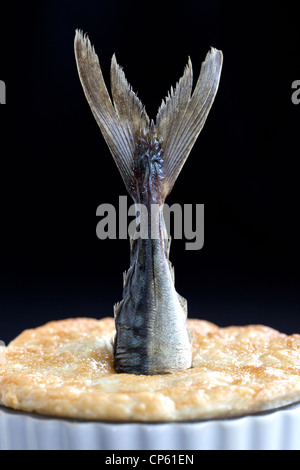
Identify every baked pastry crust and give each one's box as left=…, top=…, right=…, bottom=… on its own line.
left=1, top=317, right=300, bottom=421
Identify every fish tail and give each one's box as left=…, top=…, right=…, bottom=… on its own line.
left=74, top=30, right=223, bottom=199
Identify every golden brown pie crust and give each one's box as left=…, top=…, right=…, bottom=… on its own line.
left=1, top=317, right=300, bottom=421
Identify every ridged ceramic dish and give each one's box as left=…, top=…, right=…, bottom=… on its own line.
left=1, top=402, right=300, bottom=450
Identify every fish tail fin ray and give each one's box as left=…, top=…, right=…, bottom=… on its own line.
left=156, top=48, right=223, bottom=195
left=74, top=30, right=149, bottom=195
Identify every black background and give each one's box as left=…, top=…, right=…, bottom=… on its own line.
left=0, top=0, right=299, bottom=344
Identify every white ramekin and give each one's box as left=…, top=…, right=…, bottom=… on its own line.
left=1, top=402, right=300, bottom=450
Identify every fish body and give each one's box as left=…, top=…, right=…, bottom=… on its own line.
left=114, top=132, right=191, bottom=374
left=74, top=31, right=223, bottom=374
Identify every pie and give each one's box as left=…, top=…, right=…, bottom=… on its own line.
left=1, top=317, right=300, bottom=421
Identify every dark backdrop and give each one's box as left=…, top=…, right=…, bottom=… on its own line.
left=0, top=0, right=299, bottom=343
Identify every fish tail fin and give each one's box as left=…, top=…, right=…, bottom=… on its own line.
left=155, top=48, right=223, bottom=196
left=74, top=29, right=150, bottom=197
left=75, top=30, right=222, bottom=198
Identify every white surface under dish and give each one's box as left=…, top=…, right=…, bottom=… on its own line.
left=1, top=402, right=300, bottom=450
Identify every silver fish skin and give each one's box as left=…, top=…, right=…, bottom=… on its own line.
left=74, top=30, right=223, bottom=375
left=113, top=132, right=192, bottom=374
